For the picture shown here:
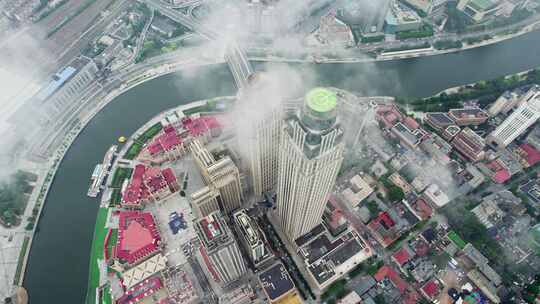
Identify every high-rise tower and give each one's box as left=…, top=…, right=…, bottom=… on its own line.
left=249, top=107, right=282, bottom=197
left=488, top=87, right=540, bottom=148
left=195, top=211, right=247, bottom=285
left=191, top=139, right=244, bottom=213
left=276, top=88, right=345, bottom=242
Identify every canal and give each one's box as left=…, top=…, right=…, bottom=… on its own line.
left=24, top=29, right=540, bottom=303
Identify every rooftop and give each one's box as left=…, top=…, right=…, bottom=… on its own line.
left=116, top=211, right=161, bottom=265
left=306, top=88, right=337, bottom=113
left=259, top=263, right=295, bottom=301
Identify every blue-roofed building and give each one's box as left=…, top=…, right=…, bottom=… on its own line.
left=35, top=66, right=77, bottom=102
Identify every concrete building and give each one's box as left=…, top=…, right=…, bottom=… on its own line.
left=488, top=90, right=521, bottom=116
left=258, top=263, right=302, bottom=304
left=32, top=56, right=98, bottom=124
left=276, top=88, right=345, bottom=242
left=457, top=0, right=503, bottom=22
left=233, top=209, right=272, bottom=267
left=448, top=107, right=489, bottom=126
left=385, top=0, right=423, bottom=33
left=195, top=211, right=247, bottom=285
left=526, top=125, right=540, bottom=150
left=191, top=140, right=244, bottom=213
left=341, top=174, right=374, bottom=207
left=487, top=89, right=540, bottom=148
left=402, top=0, right=449, bottom=15
left=248, top=107, right=282, bottom=198
left=451, top=128, right=486, bottom=162
left=190, top=186, right=221, bottom=217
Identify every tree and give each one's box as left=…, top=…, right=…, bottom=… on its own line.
left=387, top=185, right=405, bottom=202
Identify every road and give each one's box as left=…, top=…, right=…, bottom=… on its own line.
left=142, top=0, right=254, bottom=89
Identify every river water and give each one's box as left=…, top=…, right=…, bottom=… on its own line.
left=24, top=30, right=540, bottom=303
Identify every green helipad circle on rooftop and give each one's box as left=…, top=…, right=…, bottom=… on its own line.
left=306, top=88, right=337, bottom=113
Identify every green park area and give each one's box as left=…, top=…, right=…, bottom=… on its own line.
left=398, top=68, right=540, bottom=112
left=110, top=167, right=133, bottom=188
left=86, top=207, right=110, bottom=304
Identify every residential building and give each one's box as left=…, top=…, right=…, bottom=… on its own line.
left=526, top=125, right=540, bottom=150
left=341, top=174, right=374, bottom=207
left=423, top=184, right=450, bottom=208
left=276, top=88, right=345, bottom=242
left=190, top=186, right=221, bottom=217
left=195, top=211, right=247, bottom=285
left=233, top=209, right=272, bottom=266
left=191, top=140, right=244, bottom=213
left=488, top=85, right=540, bottom=148
left=451, top=128, right=486, bottom=162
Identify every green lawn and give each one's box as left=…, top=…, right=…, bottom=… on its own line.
left=13, top=236, right=30, bottom=285
left=86, top=208, right=110, bottom=304
left=447, top=230, right=467, bottom=249
left=110, top=167, right=133, bottom=188
left=124, top=142, right=143, bottom=160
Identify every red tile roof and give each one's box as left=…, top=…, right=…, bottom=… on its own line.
left=374, top=266, right=408, bottom=293
left=118, top=276, right=163, bottom=304
left=392, top=247, right=411, bottom=266
left=116, top=211, right=161, bottom=265
left=379, top=212, right=395, bottom=228
left=412, top=198, right=433, bottom=220
left=519, top=143, right=540, bottom=166
left=421, top=280, right=440, bottom=300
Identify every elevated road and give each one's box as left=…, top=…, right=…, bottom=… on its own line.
left=142, top=0, right=253, bottom=90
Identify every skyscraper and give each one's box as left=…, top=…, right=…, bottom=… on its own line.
left=233, top=209, right=272, bottom=266
left=195, top=211, right=247, bottom=285
left=488, top=88, right=540, bottom=148
left=276, top=88, right=345, bottom=242
left=249, top=107, right=282, bottom=197
left=191, top=139, right=244, bottom=213
left=190, top=185, right=221, bottom=217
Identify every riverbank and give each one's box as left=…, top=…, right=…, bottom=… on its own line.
left=22, top=26, right=540, bottom=303
left=247, top=19, right=540, bottom=64
left=13, top=59, right=225, bottom=294
left=84, top=96, right=230, bottom=303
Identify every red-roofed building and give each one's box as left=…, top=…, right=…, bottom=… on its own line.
left=117, top=276, right=164, bottom=304
left=486, top=160, right=512, bottom=184
left=143, top=125, right=187, bottom=164
left=406, top=197, right=433, bottom=221
left=516, top=143, right=540, bottom=167
left=392, top=247, right=412, bottom=271
left=121, top=164, right=179, bottom=209
left=367, top=212, right=400, bottom=248
left=374, top=265, right=420, bottom=304
left=374, top=266, right=408, bottom=293
left=115, top=211, right=162, bottom=266
left=376, top=105, right=404, bottom=129
left=420, top=280, right=441, bottom=301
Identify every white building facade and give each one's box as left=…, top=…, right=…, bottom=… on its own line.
left=276, top=88, right=345, bottom=242
left=488, top=89, right=540, bottom=148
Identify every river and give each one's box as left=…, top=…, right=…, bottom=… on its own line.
left=23, top=29, right=540, bottom=303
